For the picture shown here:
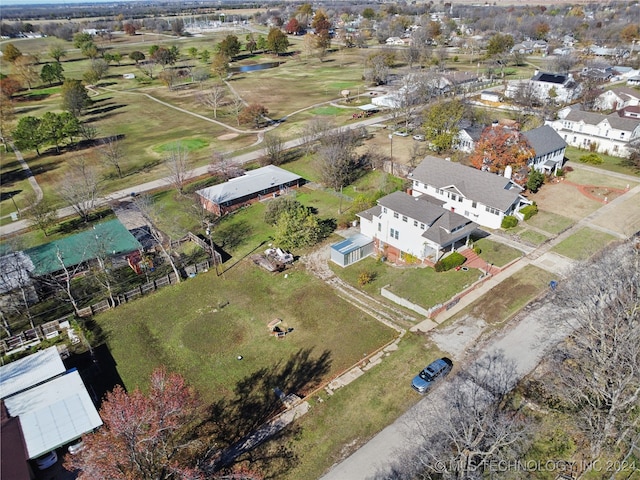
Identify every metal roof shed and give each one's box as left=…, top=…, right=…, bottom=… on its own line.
left=0, top=346, right=65, bottom=399
left=4, top=370, right=103, bottom=459
left=330, top=234, right=374, bottom=267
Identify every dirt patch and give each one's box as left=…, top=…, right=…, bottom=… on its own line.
left=529, top=181, right=601, bottom=221
left=218, top=133, right=239, bottom=140
left=430, top=316, right=487, bottom=360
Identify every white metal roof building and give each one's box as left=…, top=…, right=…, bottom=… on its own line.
left=4, top=370, right=103, bottom=459
left=0, top=346, right=65, bottom=399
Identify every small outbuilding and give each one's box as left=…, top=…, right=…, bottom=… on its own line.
left=330, top=234, right=374, bottom=267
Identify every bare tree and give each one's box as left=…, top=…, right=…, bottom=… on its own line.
left=165, top=142, right=191, bottom=195
left=197, top=83, right=227, bottom=119
left=408, top=142, right=427, bottom=168
left=59, top=156, right=101, bottom=223
left=230, top=95, right=245, bottom=127
left=132, top=194, right=182, bottom=283
left=208, top=150, right=243, bottom=181
left=22, top=191, right=57, bottom=236
left=99, top=135, right=125, bottom=178
left=301, top=117, right=335, bottom=154
left=262, top=131, right=285, bottom=166
left=316, top=128, right=361, bottom=190
left=0, top=248, right=37, bottom=332
left=545, top=54, right=578, bottom=75
left=90, top=229, right=117, bottom=307
left=549, top=240, right=640, bottom=469
left=40, top=247, right=88, bottom=316
left=382, top=353, right=532, bottom=480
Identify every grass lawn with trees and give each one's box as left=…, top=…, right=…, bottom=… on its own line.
left=565, top=146, right=640, bottom=177
left=95, top=258, right=397, bottom=402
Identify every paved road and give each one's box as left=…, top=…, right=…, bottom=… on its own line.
left=0, top=108, right=389, bottom=238
left=320, top=165, right=640, bottom=480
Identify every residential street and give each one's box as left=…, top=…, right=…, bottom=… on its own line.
left=320, top=166, right=640, bottom=480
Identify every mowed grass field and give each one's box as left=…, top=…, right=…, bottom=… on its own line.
left=96, top=257, right=397, bottom=403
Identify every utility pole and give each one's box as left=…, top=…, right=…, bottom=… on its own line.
left=388, top=133, right=394, bottom=176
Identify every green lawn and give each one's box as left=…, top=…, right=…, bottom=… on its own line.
left=473, top=238, right=523, bottom=266
left=332, top=257, right=480, bottom=311
left=519, top=229, right=548, bottom=246
left=445, top=265, right=556, bottom=326
left=525, top=211, right=574, bottom=235
left=551, top=228, right=617, bottom=260
left=565, top=146, right=640, bottom=177
left=96, top=259, right=397, bottom=403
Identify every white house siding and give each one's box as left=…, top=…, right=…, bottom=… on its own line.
left=547, top=116, right=640, bottom=158
left=410, top=182, right=505, bottom=230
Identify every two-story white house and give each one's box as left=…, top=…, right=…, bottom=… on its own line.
left=594, top=86, right=640, bottom=111
left=356, top=191, right=477, bottom=265
left=506, top=70, right=582, bottom=104
left=456, top=124, right=567, bottom=174
left=547, top=107, right=640, bottom=158
left=522, top=125, right=568, bottom=174
left=408, top=156, right=530, bottom=230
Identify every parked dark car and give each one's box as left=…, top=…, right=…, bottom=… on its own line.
left=411, top=357, right=453, bottom=394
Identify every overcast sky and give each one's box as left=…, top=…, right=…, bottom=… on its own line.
left=3, top=0, right=138, bottom=5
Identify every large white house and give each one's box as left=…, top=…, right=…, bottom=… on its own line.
left=408, top=156, right=530, bottom=230
left=356, top=191, right=477, bottom=264
left=594, top=86, right=640, bottom=111
left=547, top=107, right=640, bottom=158
left=506, top=70, right=582, bottom=104
left=455, top=124, right=567, bottom=174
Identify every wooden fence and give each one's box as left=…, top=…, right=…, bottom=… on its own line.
left=2, top=260, right=211, bottom=356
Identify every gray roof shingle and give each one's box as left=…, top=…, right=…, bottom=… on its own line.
left=523, top=125, right=567, bottom=157
left=196, top=165, right=302, bottom=205
left=410, top=156, right=524, bottom=212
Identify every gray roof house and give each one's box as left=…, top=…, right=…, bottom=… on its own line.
left=354, top=191, right=477, bottom=265
left=408, top=156, right=530, bottom=230
left=548, top=108, right=640, bottom=158
left=197, top=165, right=304, bottom=216
left=522, top=125, right=567, bottom=174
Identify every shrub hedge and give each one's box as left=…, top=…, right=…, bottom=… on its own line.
left=520, top=204, right=538, bottom=221
left=434, top=252, right=466, bottom=272
left=501, top=215, right=519, bottom=229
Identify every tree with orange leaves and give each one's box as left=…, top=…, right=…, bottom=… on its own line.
left=469, top=126, right=535, bottom=177
left=65, top=367, right=204, bottom=480
left=64, top=367, right=264, bottom=480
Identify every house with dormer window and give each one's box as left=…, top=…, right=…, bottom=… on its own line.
left=354, top=191, right=477, bottom=265
left=408, top=156, right=530, bottom=230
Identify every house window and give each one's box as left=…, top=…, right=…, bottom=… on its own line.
left=395, top=230, right=399, bottom=239
left=390, top=227, right=394, bottom=238
left=402, top=216, right=408, bottom=222
left=450, top=194, right=456, bottom=201
left=458, top=196, right=463, bottom=202
left=485, top=206, right=500, bottom=215
left=383, top=207, right=387, bottom=213
left=420, top=223, right=425, bottom=230
left=414, top=220, right=418, bottom=226
left=472, top=201, right=477, bottom=208
left=621, top=132, right=625, bottom=139
left=394, top=212, right=399, bottom=218
left=390, top=228, right=399, bottom=240
left=413, top=180, right=419, bottom=187
left=378, top=223, right=381, bottom=232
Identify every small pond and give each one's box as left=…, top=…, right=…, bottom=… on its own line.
left=230, top=62, right=280, bottom=73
